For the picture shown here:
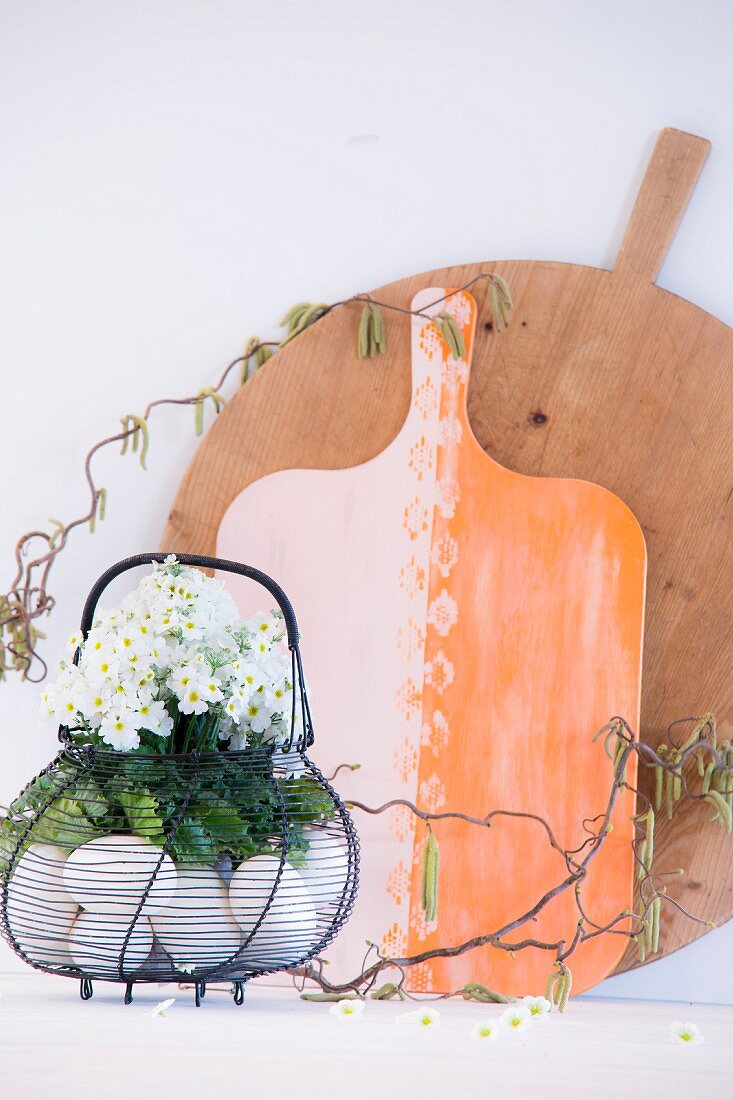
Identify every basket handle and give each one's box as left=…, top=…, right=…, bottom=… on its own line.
left=79, top=553, right=300, bottom=648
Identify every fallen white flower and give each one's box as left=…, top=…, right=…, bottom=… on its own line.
left=522, top=995, right=552, bottom=1020
left=671, top=1021, right=705, bottom=1046
left=471, top=1019, right=500, bottom=1041
left=329, top=999, right=365, bottom=1020
left=396, top=1007, right=441, bottom=1028
left=149, top=998, right=175, bottom=1018
left=500, top=1005, right=532, bottom=1033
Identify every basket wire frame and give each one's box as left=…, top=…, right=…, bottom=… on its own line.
left=0, top=554, right=360, bottom=1006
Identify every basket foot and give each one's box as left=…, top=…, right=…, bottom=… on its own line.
left=195, top=980, right=206, bottom=1007
left=124, top=982, right=134, bottom=1005
left=80, top=979, right=93, bottom=1001
left=232, top=981, right=246, bottom=1006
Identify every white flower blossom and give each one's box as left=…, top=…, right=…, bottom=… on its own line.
left=396, top=1007, right=441, bottom=1028
left=522, top=995, right=552, bottom=1020
left=499, top=1005, right=532, bottom=1033
left=148, top=998, right=176, bottom=1018
left=329, top=999, right=365, bottom=1020
left=471, top=1019, right=500, bottom=1041
left=671, top=1021, right=705, bottom=1046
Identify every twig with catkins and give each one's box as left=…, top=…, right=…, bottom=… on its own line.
left=290, top=714, right=723, bottom=1012
left=1, top=271, right=513, bottom=682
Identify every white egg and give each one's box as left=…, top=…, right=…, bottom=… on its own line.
left=297, top=828, right=351, bottom=908
left=229, top=854, right=318, bottom=968
left=69, top=910, right=153, bottom=974
left=6, top=843, right=79, bottom=966
left=63, top=835, right=177, bottom=915
left=150, top=865, right=242, bottom=971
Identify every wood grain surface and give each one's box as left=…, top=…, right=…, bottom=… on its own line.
left=163, top=129, right=733, bottom=974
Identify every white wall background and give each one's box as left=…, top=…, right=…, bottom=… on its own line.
left=1, top=0, right=731, bottom=1001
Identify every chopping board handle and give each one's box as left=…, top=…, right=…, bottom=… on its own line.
left=613, top=127, right=711, bottom=284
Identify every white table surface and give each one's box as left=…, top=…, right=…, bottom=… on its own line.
left=1, top=972, right=730, bottom=1099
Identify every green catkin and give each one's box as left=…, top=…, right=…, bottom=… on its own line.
left=636, top=929, right=647, bottom=964
left=241, top=337, right=264, bottom=384
left=613, top=737, right=627, bottom=779
left=370, top=983, right=403, bottom=1000
left=119, top=415, right=149, bottom=468
left=603, top=730, right=618, bottom=760
left=422, top=830, right=440, bottom=923
left=655, top=744, right=667, bottom=812
left=651, top=896, right=661, bottom=954
left=558, top=967, right=572, bottom=1013
left=706, top=790, right=733, bottom=834
left=255, top=343, right=272, bottom=369
left=636, top=838, right=648, bottom=882
left=357, top=303, right=370, bottom=358
left=702, top=760, right=716, bottom=795
left=300, top=992, right=359, bottom=1002
left=137, top=417, right=149, bottom=469
left=665, top=764, right=675, bottom=821
left=371, top=303, right=387, bottom=354
left=697, top=751, right=706, bottom=778
left=434, top=312, right=466, bottom=359
left=280, top=301, right=311, bottom=331
left=546, top=965, right=571, bottom=1012
left=462, top=982, right=514, bottom=1004
left=279, top=302, right=330, bottom=346
left=669, top=750, right=682, bottom=802
left=489, top=283, right=500, bottom=332
left=645, top=808, right=655, bottom=871
left=490, top=274, right=514, bottom=329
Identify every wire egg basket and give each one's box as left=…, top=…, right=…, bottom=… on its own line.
left=0, top=554, right=359, bottom=1006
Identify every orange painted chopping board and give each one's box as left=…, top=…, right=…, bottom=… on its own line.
left=214, top=289, right=645, bottom=995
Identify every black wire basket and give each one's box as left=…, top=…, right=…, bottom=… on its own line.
left=0, top=554, right=359, bottom=1006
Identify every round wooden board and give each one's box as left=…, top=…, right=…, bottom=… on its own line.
left=163, top=129, right=733, bottom=975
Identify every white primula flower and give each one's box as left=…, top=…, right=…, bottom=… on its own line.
left=201, top=678, right=224, bottom=704
left=396, top=1007, right=441, bottom=1028
left=500, top=1005, right=532, bottom=1034
left=178, top=680, right=211, bottom=716
left=99, top=709, right=142, bottom=751
left=39, top=689, right=55, bottom=717
left=246, top=611, right=276, bottom=638
left=522, top=995, right=551, bottom=1020
left=135, top=699, right=173, bottom=737
left=85, top=650, right=121, bottom=680
left=471, top=1019, right=500, bottom=1041
left=328, top=999, right=365, bottom=1020
left=244, top=702, right=273, bottom=734
left=224, top=697, right=243, bottom=720
left=265, top=681, right=292, bottom=710
left=227, top=728, right=248, bottom=750
left=66, top=630, right=85, bottom=654
left=239, top=662, right=267, bottom=694
left=671, top=1022, right=705, bottom=1046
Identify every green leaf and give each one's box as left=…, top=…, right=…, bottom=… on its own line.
left=193, top=793, right=251, bottom=858
left=70, top=777, right=109, bottom=824
left=117, top=787, right=166, bottom=844
left=170, top=817, right=218, bottom=863
left=34, top=796, right=101, bottom=850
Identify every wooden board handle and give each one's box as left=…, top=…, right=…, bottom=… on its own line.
left=614, top=128, right=711, bottom=283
